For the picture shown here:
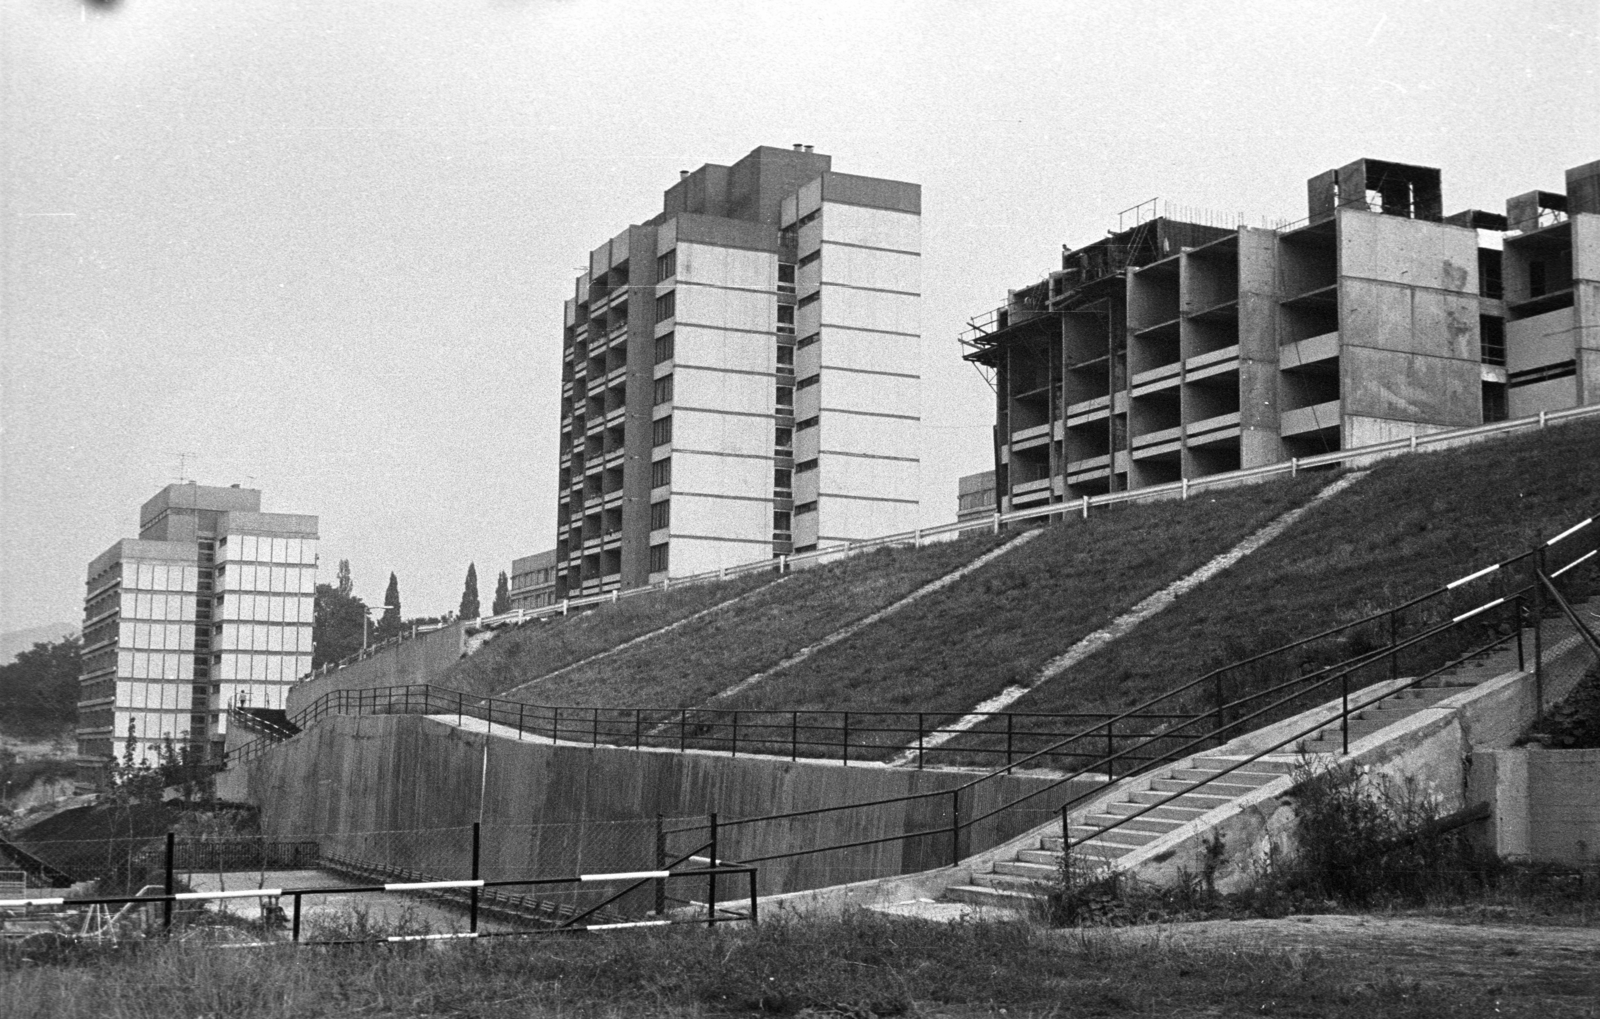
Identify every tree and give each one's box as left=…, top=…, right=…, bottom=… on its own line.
left=375, top=572, right=403, bottom=642
left=459, top=563, right=481, bottom=620
left=336, top=558, right=353, bottom=597
left=492, top=571, right=512, bottom=615
left=0, top=635, right=81, bottom=738
left=313, top=581, right=367, bottom=668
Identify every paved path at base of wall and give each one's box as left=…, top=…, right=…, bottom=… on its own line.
left=885, top=472, right=1366, bottom=768
left=704, top=529, right=1045, bottom=704
left=499, top=576, right=791, bottom=699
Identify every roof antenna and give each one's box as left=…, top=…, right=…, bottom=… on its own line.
left=171, top=452, right=196, bottom=485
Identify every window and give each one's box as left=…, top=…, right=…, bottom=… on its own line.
left=796, top=416, right=819, bottom=432
left=796, top=374, right=819, bottom=390
left=797, top=292, right=819, bottom=309
left=656, top=249, right=676, bottom=283
left=776, top=345, right=794, bottom=367
left=649, top=543, right=670, bottom=573
left=653, top=374, right=674, bottom=405
left=795, top=458, right=819, bottom=474
left=655, top=291, right=676, bottom=323
left=773, top=511, right=791, bottom=533
left=773, top=468, right=791, bottom=491
left=652, top=415, right=673, bottom=446
left=777, top=305, right=795, bottom=326
left=777, top=263, right=795, bottom=288
left=655, top=331, right=675, bottom=364
left=650, top=500, right=670, bottom=530
left=798, top=249, right=820, bottom=268
left=651, top=458, right=672, bottom=488
left=798, top=332, right=820, bottom=349
left=795, top=500, right=818, bottom=516
left=796, top=209, right=820, bottom=228
left=776, top=385, right=793, bottom=408
left=774, top=426, right=792, bottom=448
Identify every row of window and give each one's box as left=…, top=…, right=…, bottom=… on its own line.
left=218, top=593, right=314, bottom=624
left=218, top=654, right=311, bottom=684
left=654, top=374, right=674, bottom=405
left=796, top=500, right=818, bottom=516
left=655, top=291, right=676, bottom=323
left=651, top=458, right=672, bottom=488
left=656, top=249, right=676, bottom=283
left=652, top=416, right=673, bottom=446
left=119, top=563, right=199, bottom=594
left=220, top=563, right=317, bottom=595
left=219, top=535, right=317, bottom=566
left=799, top=249, right=820, bottom=268
left=121, top=623, right=197, bottom=653
left=217, top=623, right=314, bottom=654
left=797, top=374, right=819, bottom=391
left=121, top=592, right=198, bottom=624
left=649, top=543, right=670, bottom=573
left=656, top=332, right=675, bottom=364
left=651, top=500, right=670, bottom=530
left=799, top=332, right=820, bottom=349
left=796, top=416, right=819, bottom=432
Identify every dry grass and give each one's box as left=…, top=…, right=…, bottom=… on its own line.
left=3, top=909, right=1596, bottom=1017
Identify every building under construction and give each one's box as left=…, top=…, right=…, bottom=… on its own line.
left=963, top=157, right=1600, bottom=514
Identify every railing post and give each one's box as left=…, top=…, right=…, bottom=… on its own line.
left=748, top=868, right=758, bottom=926
left=635, top=710, right=642, bottom=749
left=1005, top=713, right=1014, bottom=772
left=1181, top=477, right=1189, bottom=501
left=731, top=711, right=739, bottom=758
left=1341, top=672, right=1350, bottom=755
left=553, top=706, right=560, bottom=743
left=292, top=892, right=302, bottom=942
left=163, top=831, right=175, bottom=932
left=518, top=703, right=524, bottom=741
left=680, top=710, right=687, bottom=753
left=842, top=712, right=850, bottom=766
left=1534, top=546, right=1546, bottom=720
left=992, top=511, right=1001, bottom=535
left=592, top=707, right=599, bottom=747
left=949, top=789, right=960, bottom=866
left=469, top=822, right=480, bottom=934
left=1105, top=720, right=1115, bottom=781
left=1213, top=672, right=1225, bottom=738
left=707, top=813, right=719, bottom=927
left=1389, top=610, right=1399, bottom=680
left=791, top=712, right=798, bottom=761
left=1081, top=495, right=1089, bottom=520
left=458, top=691, right=464, bottom=727
left=1515, top=596, right=1526, bottom=672
left=654, top=814, right=666, bottom=916
left=917, top=712, right=925, bottom=770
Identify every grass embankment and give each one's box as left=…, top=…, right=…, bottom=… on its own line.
left=5, top=910, right=1597, bottom=1018
left=523, top=533, right=1009, bottom=709
left=440, top=572, right=775, bottom=698
left=1011, top=416, right=1600, bottom=718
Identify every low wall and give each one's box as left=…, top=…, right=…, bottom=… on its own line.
left=217, top=713, right=1083, bottom=898
left=285, top=623, right=465, bottom=715
left=1471, top=748, right=1600, bottom=866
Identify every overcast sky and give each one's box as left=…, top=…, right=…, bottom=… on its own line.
left=3, top=0, right=1596, bottom=633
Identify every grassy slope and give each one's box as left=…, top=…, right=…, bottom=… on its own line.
left=722, top=473, right=1330, bottom=717
left=523, top=532, right=1008, bottom=709
left=1012, top=416, right=1600, bottom=716
left=439, top=572, right=774, bottom=698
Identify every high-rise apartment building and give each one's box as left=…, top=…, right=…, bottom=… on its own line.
left=554, top=145, right=921, bottom=598
left=964, top=157, right=1600, bottom=513
left=77, top=484, right=318, bottom=763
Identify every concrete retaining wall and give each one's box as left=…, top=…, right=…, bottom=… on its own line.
left=217, top=713, right=1083, bottom=898
left=286, top=623, right=465, bottom=715
left=1471, top=748, right=1600, bottom=866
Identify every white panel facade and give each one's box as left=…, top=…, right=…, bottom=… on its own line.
left=675, top=283, right=776, bottom=335
left=815, top=495, right=918, bottom=541
left=671, top=535, right=770, bottom=577
left=819, top=245, right=920, bottom=293
left=820, top=202, right=920, bottom=253
left=671, top=492, right=770, bottom=541
left=673, top=449, right=771, bottom=500
left=674, top=324, right=774, bottom=376
left=822, top=327, right=924, bottom=376
left=675, top=407, right=772, bottom=458
left=820, top=410, right=919, bottom=460
left=821, top=367, right=919, bottom=418
left=675, top=365, right=773, bottom=417
left=678, top=242, right=776, bottom=291
left=821, top=285, right=920, bottom=336
left=817, top=452, right=919, bottom=501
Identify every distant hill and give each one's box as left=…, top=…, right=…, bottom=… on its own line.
left=1, top=622, right=77, bottom=665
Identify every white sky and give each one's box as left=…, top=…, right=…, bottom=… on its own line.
left=2, top=0, right=1596, bottom=632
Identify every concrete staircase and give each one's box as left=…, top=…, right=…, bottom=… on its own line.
left=942, top=638, right=1528, bottom=910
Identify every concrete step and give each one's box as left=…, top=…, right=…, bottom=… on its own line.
left=1128, top=789, right=1234, bottom=810
left=971, top=871, right=1056, bottom=894
left=1148, top=777, right=1265, bottom=798
left=1102, top=801, right=1210, bottom=822
left=1039, top=836, right=1136, bottom=861
left=1018, top=848, right=1064, bottom=866
left=1068, top=825, right=1159, bottom=848
left=945, top=883, right=1045, bottom=908
left=1191, top=756, right=1294, bottom=774
left=994, top=859, right=1060, bottom=881
left=1081, top=812, right=1185, bottom=835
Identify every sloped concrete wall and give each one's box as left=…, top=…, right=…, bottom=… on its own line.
left=286, top=623, right=465, bottom=715
left=217, top=713, right=1079, bottom=897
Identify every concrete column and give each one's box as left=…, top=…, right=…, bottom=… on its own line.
left=1237, top=227, right=1284, bottom=468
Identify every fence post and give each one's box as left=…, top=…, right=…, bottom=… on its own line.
left=518, top=703, right=525, bottom=741
left=1389, top=610, right=1399, bottom=680
left=553, top=706, right=560, bottom=743
left=791, top=712, right=798, bottom=761
left=1181, top=477, right=1189, bottom=500
left=917, top=712, right=925, bottom=770
left=1005, top=713, right=1014, bottom=772
left=458, top=691, right=464, bottom=727
left=469, top=822, right=480, bottom=934
left=1105, top=720, right=1115, bottom=780
left=992, top=511, right=1001, bottom=535
left=1515, top=596, right=1525, bottom=672
left=1082, top=495, right=1089, bottom=520
left=1213, top=672, right=1225, bottom=738
left=707, top=813, right=719, bottom=927
left=1290, top=456, right=1298, bottom=477
left=842, top=712, right=850, bottom=766
left=635, top=710, right=642, bottom=749
left=748, top=868, right=758, bottom=926
left=731, top=711, right=739, bottom=758
left=163, top=831, right=175, bottom=932
left=648, top=814, right=667, bottom=916
left=680, top=710, right=687, bottom=753
left=592, top=707, right=599, bottom=747
left=292, top=893, right=302, bottom=942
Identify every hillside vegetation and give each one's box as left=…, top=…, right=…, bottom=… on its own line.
left=1008, top=415, right=1600, bottom=718
left=441, top=572, right=775, bottom=697
left=720, top=473, right=1329, bottom=720
left=466, top=532, right=1010, bottom=708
